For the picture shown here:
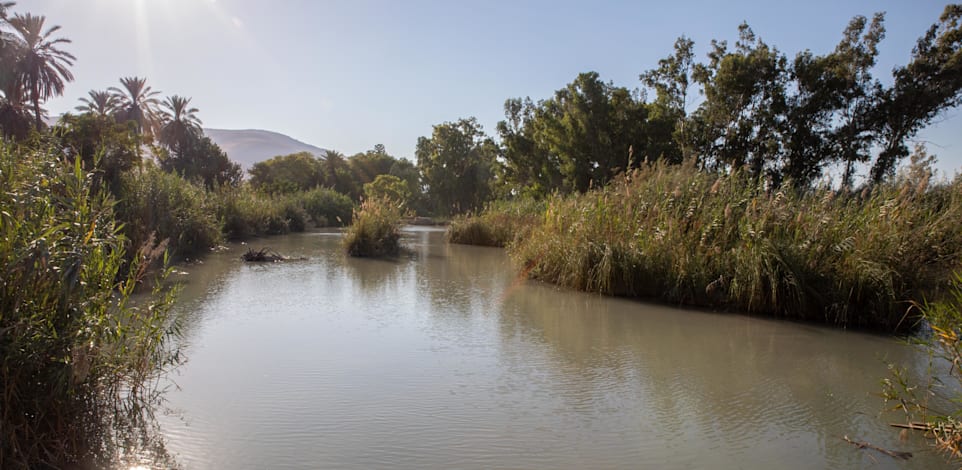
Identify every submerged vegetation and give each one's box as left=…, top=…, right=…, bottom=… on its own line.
left=343, top=197, right=406, bottom=257
left=0, top=144, right=181, bottom=468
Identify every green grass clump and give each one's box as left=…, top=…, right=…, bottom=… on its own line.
left=343, top=196, right=405, bottom=257
left=448, top=198, right=545, bottom=247
left=509, top=160, right=962, bottom=331
left=0, top=144, right=181, bottom=467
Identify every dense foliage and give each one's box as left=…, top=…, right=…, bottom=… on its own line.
left=0, top=143, right=180, bottom=468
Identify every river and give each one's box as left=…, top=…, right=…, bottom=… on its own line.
left=156, top=227, right=946, bottom=469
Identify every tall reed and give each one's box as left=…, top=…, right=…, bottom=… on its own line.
left=506, top=160, right=962, bottom=331
left=448, top=198, right=545, bottom=247
left=343, top=196, right=406, bottom=257
left=0, top=144, right=181, bottom=467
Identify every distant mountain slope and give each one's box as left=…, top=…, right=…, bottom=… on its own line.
left=204, top=128, right=327, bottom=169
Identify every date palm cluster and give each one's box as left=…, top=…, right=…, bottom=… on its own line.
left=0, top=2, right=202, bottom=152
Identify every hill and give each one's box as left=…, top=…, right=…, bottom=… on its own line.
left=203, top=128, right=328, bottom=169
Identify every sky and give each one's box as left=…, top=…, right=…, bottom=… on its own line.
left=22, top=0, right=962, bottom=177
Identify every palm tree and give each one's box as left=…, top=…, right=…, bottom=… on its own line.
left=109, top=76, right=162, bottom=138
left=6, top=13, right=74, bottom=131
left=158, top=95, right=202, bottom=154
left=75, top=89, right=119, bottom=118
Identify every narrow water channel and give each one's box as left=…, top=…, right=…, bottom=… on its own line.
left=158, top=227, right=944, bottom=469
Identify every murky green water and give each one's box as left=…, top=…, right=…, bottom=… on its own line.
left=158, top=227, right=947, bottom=469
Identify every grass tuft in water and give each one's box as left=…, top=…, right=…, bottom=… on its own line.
left=343, top=196, right=406, bottom=257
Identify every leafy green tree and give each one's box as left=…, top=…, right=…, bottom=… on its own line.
left=870, top=4, right=962, bottom=183
left=416, top=117, right=497, bottom=215
left=321, top=149, right=360, bottom=198
left=364, top=174, right=412, bottom=207
left=530, top=72, right=649, bottom=192
left=6, top=12, right=74, bottom=131
left=497, top=97, right=562, bottom=198
left=75, top=89, right=119, bottom=118
left=161, top=132, right=241, bottom=189
left=640, top=36, right=695, bottom=163
left=349, top=144, right=398, bottom=186
left=110, top=76, right=163, bottom=138
left=689, top=24, right=788, bottom=178
left=248, top=151, right=324, bottom=194
left=387, top=157, right=422, bottom=208
left=55, top=112, right=141, bottom=193
left=783, top=13, right=885, bottom=187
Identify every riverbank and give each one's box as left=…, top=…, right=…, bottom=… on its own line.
left=450, top=160, right=962, bottom=331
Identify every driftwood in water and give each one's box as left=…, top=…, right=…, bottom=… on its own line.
left=241, top=247, right=304, bottom=262
left=841, top=435, right=913, bottom=460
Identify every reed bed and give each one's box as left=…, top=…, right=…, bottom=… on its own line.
left=448, top=198, right=545, bottom=247
left=0, top=144, right=181, bottom=467
left=492, top=160, right=962, bottom=331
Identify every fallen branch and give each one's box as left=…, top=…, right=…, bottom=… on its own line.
left=841, top=435, right=913, bottom=460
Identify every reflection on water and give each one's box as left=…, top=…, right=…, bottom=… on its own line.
left=158, top=228, right=944, bottom=469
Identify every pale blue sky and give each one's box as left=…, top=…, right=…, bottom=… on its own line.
left=26, top=0, right=962, bottom=176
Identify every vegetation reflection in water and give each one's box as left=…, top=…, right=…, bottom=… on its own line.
left=158, top=230, right=943, bottom=469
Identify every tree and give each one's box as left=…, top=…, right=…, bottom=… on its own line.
left=248, top=151, right=324, bottom=193
left=321, top=149, right=361, bottom=198
left=530, top=72, right=649, bottom=192
left=110, top=76, right=163, bottom=138
left=689, top=24, right=788, bottom=178
left=783, top=13, right=885, bottom=187
left=349, top=144, right=399, bottom=186
left=55, top=112, right=141, bottom=193
left=497, top=97, right=562, bottom=198
left=870, top=4, right=962, bottom=183
left=161, top=132, right=241, bottom=188
left=416, top=117, right=497, bottom=215
left=640, top=36, right=695, bottom=163
left=6, top=13, right=74, bottom=131
left=75, top=89, right=120, bottom=118
left=364, top=174, right=412, bottom=208
left=158, top=95, right=201, bottom=156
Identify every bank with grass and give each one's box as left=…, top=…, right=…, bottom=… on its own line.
left=453, top=161, right=962, bottom=331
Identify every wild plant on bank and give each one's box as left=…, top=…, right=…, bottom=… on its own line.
left=343, top=196, right=406, bottom=257
left=884, top=272, right=962, bottom=462
left=0, top=144, right=181, bottom=468
left=506, top=159, right=962, bottom=331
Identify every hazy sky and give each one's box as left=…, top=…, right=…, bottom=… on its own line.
left=24, top=0, right=962, bottom=176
